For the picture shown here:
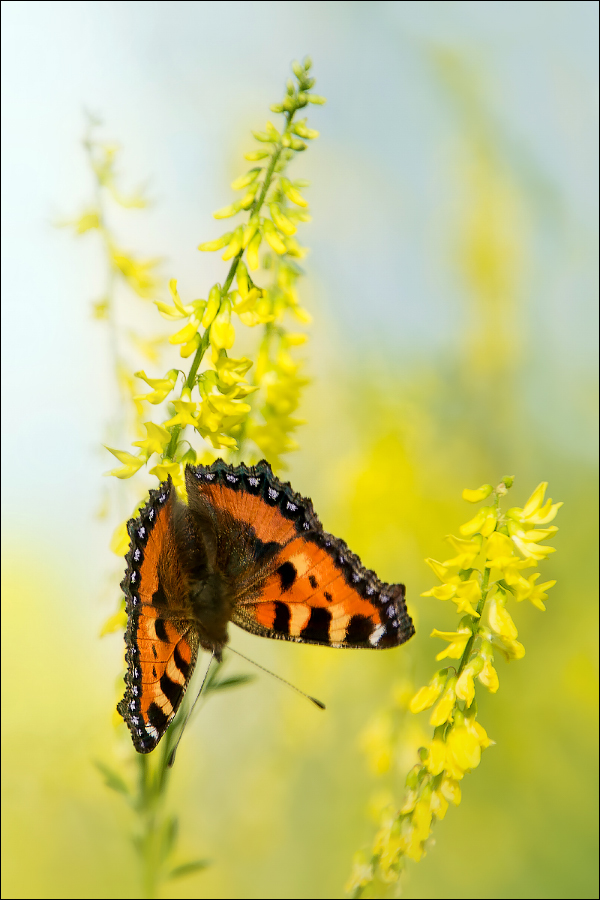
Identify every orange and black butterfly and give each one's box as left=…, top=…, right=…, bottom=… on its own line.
left=118, top=459, right=415, bottom=753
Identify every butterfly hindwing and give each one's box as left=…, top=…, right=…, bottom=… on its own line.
left=186, top=460, right=414, bottom=650
left=118, top=479, right=199, bottom=753
left=232, top=532, right=413, bottom=649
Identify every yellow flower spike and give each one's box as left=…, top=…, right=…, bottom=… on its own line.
left=262, top=219, right=287, bottom=254
left=429, top=678, right=457, bottom=727
left=134, top=369, right=179, bottom=404
left=162, top=400, right=199, bottom=429
left=409, top=669, right=449, bottom=713
left=440, top=777, right=462, bottom=806
left=488, top=592, right=519, bottom=642
left=149, top=460, right=184, bottom=490
left=442, top=533, right=482, bottom=568
left=222, top=225, right=244, bottom=261
left=180, top=332, right=201, bottom=358
left=197, top=232, right=233, bottom=252
left=202, top=284, right=222, bottom=328
left=462, top=484, right=493, bottom=502
left=109, top=520, right=131, bottom=556
left=280, top=176, right=308, bottom=207
left=270, top=202, right=297, bottom=236
left=399, top=788, right=418, bottom=816
left=431, top=628, right=472, bottom=660
left=132, top=422, right=172, bottom=459
left=100, top=608, right=128, bottom=636
left=426, top=738, right=447, bottom=775
left=246, top=230, right=262, bottom=270
left=430, top=789, right=449, bottom=820
left=104, top=446, right=145, bottom=479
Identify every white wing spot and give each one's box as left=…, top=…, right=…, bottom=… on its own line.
left=249, top=476, right=259, bottom=487
left=148, top=509, right=154, bottom=520
left=287, top=501, right=297, bottom=511
left=134, top=549, right=141, bottom=561
left=226, top=474, right=237, bottom=483
left=205, top=472, right=215, bottom=481
left=366, top=585, right=375, bottom=596
left=352, top=573, right=360, bottom=582
left=268, top=487, right=279, bottom=500
left=130, top=572, right=136, bottom=583
left=369, top=624, right=386, bottom=646
left=138, top=527, right=146, bottom=539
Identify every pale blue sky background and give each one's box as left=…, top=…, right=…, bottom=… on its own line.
left=2, top=0, right=598, bottom=551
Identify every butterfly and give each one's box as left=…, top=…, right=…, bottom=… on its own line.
left=117, top=459, right=415, bottom=753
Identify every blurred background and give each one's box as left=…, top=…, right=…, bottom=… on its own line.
left=1, top=2, right=597, bottom=898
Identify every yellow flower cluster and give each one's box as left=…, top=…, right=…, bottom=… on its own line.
left=347, top=478, right=561, bottom=895
left=103, top=58, right=322, bottom=516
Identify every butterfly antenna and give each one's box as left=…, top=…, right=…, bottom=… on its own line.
left=227, top=646, right=326, bottom=710
left=167, top=652, right=216, bottom=768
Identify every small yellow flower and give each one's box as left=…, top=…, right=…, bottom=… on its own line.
left=431, top=627, right=472, bottom=660
left=430, top=789, right=448, bottom=820
left=149, top=460, right=184, bottom=489
left=488, top=591, right=519, bottom=641
left=134, top=369, right=179, bottom=404
left=409, top=669, right=448, bottom=713
left=430, top=678, right=457, bottom=727
left=446, top=718, right=481, bottom=773
left=440, top=777, right=462, bottom=806
left=442, top=533, right=482, bottom=568
left=459, top=505, right=497, bottom=537
left=511, top=482, right=563, bottom=525
left=455, top=657, right=483, bottom=707
left=462, top=484, right=493, bottom=502
left=426, top=738, right=446, bottom=775
left=162, top=400, right=199, bottom=429
left=478, top=658, right=500, bottom=692
left=104, top=446, right=145, bottom=479
left=131, top=422, right=171, bottom=459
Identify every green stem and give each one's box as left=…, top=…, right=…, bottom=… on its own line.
left=457, top=565, right=490, bottom=676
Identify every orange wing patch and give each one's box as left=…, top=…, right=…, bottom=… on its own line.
left=118, top=480, right=199, bottom=753
left=233, top=534, right=413, bottom=649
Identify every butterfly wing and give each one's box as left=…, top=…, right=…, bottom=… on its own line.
left=118, top=479, right=200, bottom=753
left=185, top=460, right=414, bottom=650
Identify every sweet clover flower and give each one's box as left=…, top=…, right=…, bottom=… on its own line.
left=348, top=478, right=561, bottom=895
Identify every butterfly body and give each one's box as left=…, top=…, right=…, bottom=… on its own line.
left=118, top=459, right=414, bottom=753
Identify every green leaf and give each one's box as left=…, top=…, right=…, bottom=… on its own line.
left=94, top=760, right=130, bottom=796
left=204, top=673, right=255, bottom=694
left=168, top=859, right=210, bottom=879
